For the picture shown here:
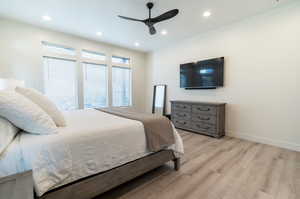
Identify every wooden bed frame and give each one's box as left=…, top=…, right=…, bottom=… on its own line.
left=38, top=150, right=180, bottom=199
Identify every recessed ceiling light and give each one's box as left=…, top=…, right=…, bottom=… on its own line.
left=42, top=15, right=52, bottom=21
left=161, top=30, right=168, bottom=35
left=203, top=11, right=211, bottom=17
left=96, top=32, right=103, bottom=36
left=134, top=42, right=140, bottom=47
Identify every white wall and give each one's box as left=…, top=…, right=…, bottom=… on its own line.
left=0, top=18, right=147, bottom=111
left=146, top=2, right=300, bottom=151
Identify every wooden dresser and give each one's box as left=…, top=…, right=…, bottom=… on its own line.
left=171, top=101, right=226, bottom=138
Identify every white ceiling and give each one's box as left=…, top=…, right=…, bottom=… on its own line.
left=0, top=0, right=295, bottom=52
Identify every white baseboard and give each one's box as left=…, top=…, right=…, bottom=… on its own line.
left=226, top=131, right=300, bottom=152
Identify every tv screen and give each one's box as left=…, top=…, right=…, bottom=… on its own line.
left=180, top=57, right=224, bottom=89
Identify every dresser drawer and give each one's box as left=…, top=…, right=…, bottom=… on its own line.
left=172, top=119, right=192, bottom=129
left=172, top=103, right=191, bottom=112
left=192, top=114, right=216, bottom=124
left=192, top=105, right=216, bottom=115
left=191, top=122, right=216, bottom=134
left=172, top=111, right=191, bottom=120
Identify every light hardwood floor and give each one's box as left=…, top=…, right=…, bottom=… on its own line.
left=96, top=130, right=300, bottom=199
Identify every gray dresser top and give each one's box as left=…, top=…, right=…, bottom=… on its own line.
left=171, top=100, right=226, bottom=106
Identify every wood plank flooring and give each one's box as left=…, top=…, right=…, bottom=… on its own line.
left=95, top=130, right=300, bottom=199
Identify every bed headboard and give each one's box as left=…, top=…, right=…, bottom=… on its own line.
left=0, top=79, right=25, bottom=90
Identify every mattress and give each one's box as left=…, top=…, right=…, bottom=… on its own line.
left=0, top=109, right=183, bottom=196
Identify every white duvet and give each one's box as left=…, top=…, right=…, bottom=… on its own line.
left=0, top=109, right=183, bottom=196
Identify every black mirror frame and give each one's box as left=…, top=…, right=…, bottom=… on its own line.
left=152, top=84, right=167, bottom=116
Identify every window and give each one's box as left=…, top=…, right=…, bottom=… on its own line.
left=83, top=63, right=108, bottom=108
left=42, top=41, right=133, bottom=110
left=42, top=41, right=76, bottom=56
left=112, top=56, right=130, bottom=65
left=43, top=57, right=78, bottom=110
left=112, top=66, right=132, bottom=107
left=82, top=50, right=106, bottom=61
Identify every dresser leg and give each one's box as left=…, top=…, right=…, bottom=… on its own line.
left=173, top=158, right=181, bottom=171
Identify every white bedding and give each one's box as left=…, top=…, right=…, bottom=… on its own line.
left=0, top=109, right=183, bottom=196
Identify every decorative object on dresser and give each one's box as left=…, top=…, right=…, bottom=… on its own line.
left=171, top=100, right=226, bottom=138
left=0, top=170, right=33, bottom=199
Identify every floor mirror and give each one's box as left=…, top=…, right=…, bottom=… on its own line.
left=152, top=84, right=167, bottom=116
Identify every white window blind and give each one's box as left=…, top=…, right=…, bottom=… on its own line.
left=82, top=50, right=106, bottom=61
left=42, top=41, right=76, bottom=56
left=112, top=66, right=132, bottom=107
left=83, top=63, right=108, bottom=108
left=43, top=57, right=78, bottom=110
left=112, top=56, right=130, bottom=65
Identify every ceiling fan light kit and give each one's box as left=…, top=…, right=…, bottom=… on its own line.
left=118, top=2, right=179, bottom=35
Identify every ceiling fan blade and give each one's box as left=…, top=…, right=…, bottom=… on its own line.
left=118, top=15, right=144, bottom=22
left=149, top=26, right=156, bottom=35
left=151, top=9, right=179, bottom=23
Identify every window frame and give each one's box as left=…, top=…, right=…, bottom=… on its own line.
left=42, top=41, right=133, bottom=110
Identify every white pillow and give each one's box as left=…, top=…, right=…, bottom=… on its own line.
left=0, top=117, right=19, bottom=155
left=0, top=91, right=58, bottom=135
left=15, top=87, right=66, bottom=127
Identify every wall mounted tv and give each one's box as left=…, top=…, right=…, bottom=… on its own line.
left=180, top=57, right=224, bottom=89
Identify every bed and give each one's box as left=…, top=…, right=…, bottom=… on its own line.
left=0, top=109, right=184, bottom=199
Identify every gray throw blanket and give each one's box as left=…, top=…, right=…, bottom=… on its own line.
left=97, top=108, right=175, bottom=152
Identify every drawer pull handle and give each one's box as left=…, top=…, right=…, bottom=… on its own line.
left=176, top=105, right=186, bottom=109
left=199, top=117, right=210, bottom=120
left=177, top=121, right=187, bottom=125
left=197, top=108, right=210, bottom=111
left=177, top=113, right=186, bottom=117
left=196, top=125, right=210, bottom=130
left=175, top=105, right=188, bottom=109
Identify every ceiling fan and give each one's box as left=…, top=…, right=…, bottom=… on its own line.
left=118, top=2, right=179, bottom=35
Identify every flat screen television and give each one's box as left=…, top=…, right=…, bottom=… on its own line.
left=180, top=57, right=224, bottom=89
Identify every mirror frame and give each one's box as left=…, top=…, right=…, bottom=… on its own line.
left=152, top=84, right=167, bottom=116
